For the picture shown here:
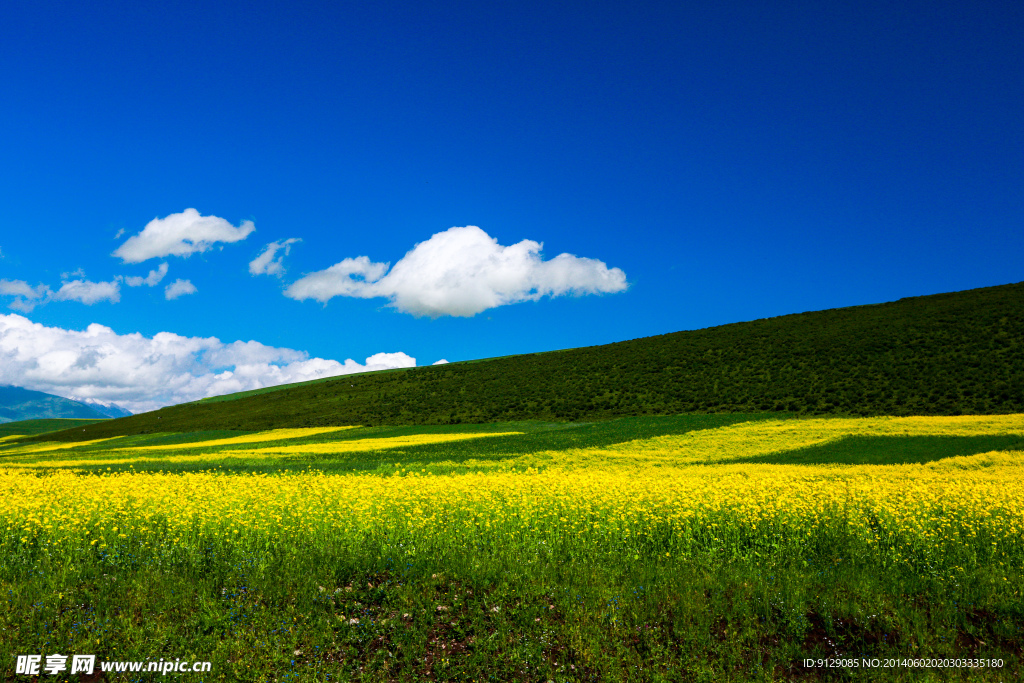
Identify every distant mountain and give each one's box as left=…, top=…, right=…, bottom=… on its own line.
left=0, top=386, right=110, bottom=423
left=78, top=398, right=133, bottom=418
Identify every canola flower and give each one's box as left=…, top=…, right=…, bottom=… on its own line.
left=516, top=414, right=1024, bottom=469
left=0, top=437, right=118, bottom=457
left=0, top=415, right=1021, bottom=580
left=117, top=426, right=360, bottom=451
left=218, top=431, right=522, bottom=457
left=1, top=457, right=1021, bottom=576
left=1, top=431, right=521, bottom=468
left=0, top=427, right=361, bottom=463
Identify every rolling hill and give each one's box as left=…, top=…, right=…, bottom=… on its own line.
left=39, top=281, right=1024, bottom=441
left=0, top=418, right=107, bottom=437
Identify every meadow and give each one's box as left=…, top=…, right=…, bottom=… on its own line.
left=1, top=414, right=1022, bottom=682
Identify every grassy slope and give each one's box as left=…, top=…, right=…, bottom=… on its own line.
left=9, top=414, right=1024, bottom=478
left=5, top=414, right=778, bottom=475
left=0, top=418, right=106, bottom=437
left=41, top=281, right=1024, bottom=442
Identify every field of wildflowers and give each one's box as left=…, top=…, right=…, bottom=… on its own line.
left=1, top=414, right=1022, bottom=681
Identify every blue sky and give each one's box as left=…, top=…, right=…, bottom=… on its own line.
left=1, top=0, right=1021, bottom=411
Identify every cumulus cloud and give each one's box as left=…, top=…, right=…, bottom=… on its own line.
left=283, top=226, right=628, bottom=317
left=432, top=359, right=449, bottom=365
left=249, top=238, right=301, bottom=277
left=284, top=256, right=389, bottom=302
left=0, top=280, right=50, bottom=313
left=0, top=280, right=48, bottom=300
left=51, top=279, right=121, bottom=305
left=124, top=262, right=169, bottom=287
left=8, top=300, right=38, bottom=314
left=2, top=275, right=123, bottom=309
left=362, top=352, right=417, bottom=369
left=1, top=272, right=170, bottom=311
left=164, top=279, right=197, bottom=300
left=0, top=313, right=419, bottom=413
left=112, top=208, right=256, bottom=263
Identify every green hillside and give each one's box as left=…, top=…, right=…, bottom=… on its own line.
left=0, top=418, right=106, bottom=438
left=40, top=281, right=1024, bottom=441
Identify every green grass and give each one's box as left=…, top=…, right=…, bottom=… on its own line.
left=6, top=414, right=782, bottom=475
left=738, top=433, right=1024, bottom=466
left=17, top=414, right=1024, bottom=477
left=5, top=532, right=1019, bottom=682
left=0, top=418, right=105, bottom=438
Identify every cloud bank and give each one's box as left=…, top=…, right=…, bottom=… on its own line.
left=250, top=239, right=301, bottom=277
left=113, top=208, right=256, bottom=263
left=284, top=226, right=628, bottom=317
left=0, top=314, right=417, bottom=413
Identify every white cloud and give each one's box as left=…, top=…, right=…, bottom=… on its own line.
left=164, top=279, right=197, bottom=300
left=363, top=352, right=417, bottom=369
left=284, top=256, right=388, bottom=302
left=0, top=279, right=50, bottom=313
left=114, top=228, right=125, bottom=239
left=112, top=208, right=256, bottom=263
left=51, top=279, right=121, bottom=305
left=283, top=226, right=628, bottom=317
left=249, top=238, right=301, bottom=277
left=2, top=276, right=122, bottom=309
left=125, top=262, right=169, bottom=287
left=432, top=359, right=449, bottom=365
left=8, top=299, right=39, bottom=314
left=0, top=279, right=48, bottom=300
left=2, top=270, right=173, bottom=311
left=0, top=313, right=419, bottom=413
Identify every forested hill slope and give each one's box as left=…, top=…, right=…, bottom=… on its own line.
left=43, top=281, right=1024, bottom=440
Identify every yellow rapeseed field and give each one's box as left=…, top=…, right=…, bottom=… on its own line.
left=0, top=413, right=1019, bottom=581
left=0, top=437, right=118, bottom=456
left=218, top=431, right=522, bottom=457
left=511, top=414, right=1024, bottom=469
left=3, top=415, right=1021, bottom=681
left=0, top=431, right=521, bottom=468
left=1, top=415, right=1021, bottom=577
left=118, top=426, right=360, bottom=451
